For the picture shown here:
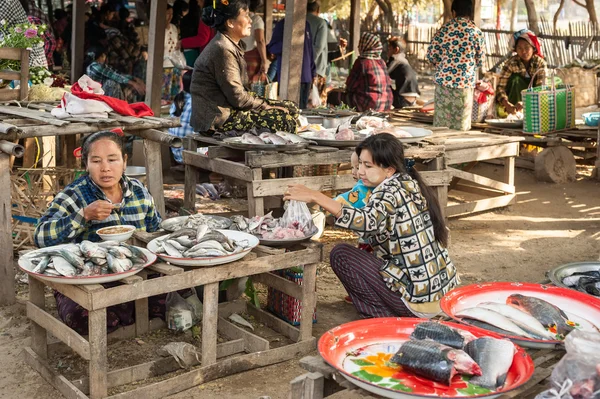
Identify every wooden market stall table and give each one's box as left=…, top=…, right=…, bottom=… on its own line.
left=181, top=136, right=451, bottom=218
left=24, top=231, right=322, bottom=399
left=0, top=103, right=181, bottom=307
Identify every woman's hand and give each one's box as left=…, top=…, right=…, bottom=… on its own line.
left=515, top=101, right=524, bottom=112
left=83, top=200, right=115, bottom=221
left=284, top=185, right=317, bottom=203
left=503, top=99, right=516, bottom=115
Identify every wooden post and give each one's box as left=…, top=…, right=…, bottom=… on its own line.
left=29, top=278, right=47, bottom=357
left=201, top=282, right=219, bottom=366
left=279, top=0, right=308, bottom=104
left=0, top=153, right=15, bottom=306
left=428, top=156, right=448, bottom=220
left=144, top=0, right=167, bottom=217
left=473, top=0, right=482, bottom=27
left=348, top=0, right=361, bottom=64
left=299, top=263, right=317, bottom=342
left=247, top=168, right=264, bottom=217
left=42, top=136, right=56, bottom=189
left=183, top=137, right=198, bottom=212
left=264, top=0, right=273, bottom=42
left=19, top=49, right=29, bottom=101
left=88, top=309, right=107, bottom=399
left=71, top=0, right=86, bottom=81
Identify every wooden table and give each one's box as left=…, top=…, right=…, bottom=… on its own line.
left=182, top=135, right=451, bottom=218
left=290, top=349, right=564, bottom=399
left=24, top=233, right=322, bottom=399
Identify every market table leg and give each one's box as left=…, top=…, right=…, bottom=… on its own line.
left=299, top=263, right=317, bottom=342
left=29, top=277, right=48, bottom=359
left=202, top=282, right=219, bottom=366
left=247, top=168, right=264, bottom=217
left=184, top=136, right=198, bottom=212
left=88, top=308, right=107, bottom=399
left=428, top=156, right=448, bottom=220
left=504, top=155, right=516, bottom=188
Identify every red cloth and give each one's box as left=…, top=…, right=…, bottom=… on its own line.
left=475, top=81, right=494, bottom=104
left=70, top=83, right=154, bottom=117
left=180, top=21, right=215, bottom=51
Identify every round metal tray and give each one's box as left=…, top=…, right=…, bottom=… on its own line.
left=160, top=215, right=232, bottom=232
left=221, top=137, right=308, bottom=152
left=486, top=119, right=524, bottom=128
left=257, top=227, right=318, bottom=247
left=547, top=261, right=600, bottom=295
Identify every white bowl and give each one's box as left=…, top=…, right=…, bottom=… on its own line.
left=97, top=225, right=137, bottom=242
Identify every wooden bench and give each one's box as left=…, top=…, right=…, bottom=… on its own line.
left=0, top=48, right=29, bottom=102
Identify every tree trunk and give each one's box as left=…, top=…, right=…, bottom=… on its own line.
left=442, top=0, right=453, bottom=23
left=586, top=0, right=599, bottom=30
left=524, top=0, right=540, bottom=34
left=496, top=1, right=501, bottom=30
left=510, top=0, right=518, bottom=32
left=553, top=0, right=566, bottom=32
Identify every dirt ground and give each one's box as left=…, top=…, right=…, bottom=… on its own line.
left=1, top=163, right=600, bottom=399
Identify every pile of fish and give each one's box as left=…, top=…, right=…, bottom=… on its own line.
left=154, top=225, right=249, bottom=258
left=161, top=214, right=231, bottom=231
left=563, top=270, right=600, bottom=297
left=240, top=132, right=310, bottom=145
left=388, top=322, right=515, bottom=390
left=230, top=212, right=311, bottom=240
left=25, top=241, right=148, bottom=277
left=456, top=294, right=574, bottom=340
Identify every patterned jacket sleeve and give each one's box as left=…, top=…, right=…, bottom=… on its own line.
left=426, top=28, right=443, bottom=66
left=495, top=59, right=514, bottom=104
left=334, top=186, right=398, bottom=237
left=474, top=30, right=485, bottom=69
left=34, top=192, right=89, bottom=248
left=143, top=191, right=162, bottom=233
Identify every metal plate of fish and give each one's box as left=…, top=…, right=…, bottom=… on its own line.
left=146, top=229, right=259, bottom=267
left=441, top=282, right=600, bottom=349
left=18, top=244, right=156, bottom=285
left=160, top=215, right=233, bottom=232
left=257, top=226, right=319, bottom=247
left=298, top=132, right=364, bottom=148
left=318, top=317, right=534, bottom=399
left=221, top=137, right=308, bottom=152
left=547, top=261, right=600, bottom=297
left=485, top=119, right=523, bottom=129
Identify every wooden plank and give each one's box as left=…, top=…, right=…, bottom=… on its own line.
left=0, top=71, right=21, bottom=81
left=90, top=248, right=321, bottom=309
left=144, top=140, right=165, bottom=217
left=182, top=150, right=253, bottom=182
left=504, top=156, right=516, bottom=186
left=247, top=168, right=265, bottom=217
left=29, top=277, right=48, bottom=358
left=252, top=245, right=286, bottom=256
left=184, top=137, right=198, bottom=211
left=207, top=145, right=241, bottom=159
left=106, top=339, right=316, bottom=399
left=72, top=339, right=246, bottom=394
left=27, top=302, right=91, bottom=360
left=447, top=167, right=515, bottom=194
left=0, top=153, right=15, bottom=305
left=428, top=157, right=448, bottom=219
left=246, top=302, right=300, bottom=342
left=132, top=230, right=164, bottom=244
left=279, top=0, right=307, bottom=103
left=71, top=0, right=86, bottom=81
left=44, top=280, right=92, bottom=310
left=88, top=309, right=107, bottom=399
left=264, top=0, right=273, bottom=42
left=253, top=174, right=355, bottom=197
left=252, top=272, right=303, bottom=299
left=0, top=47, right=23, bottom=60
left=0, top=90, right=19, bottom=102
left=217, top=316, right=270, bottom=352
left=0, top=106, right=68, bottom=126
left=445, top=143, right=519, bottom=164
left=202, top=282, right=220, bottom=366
left=18, top=48, right=28, bottom=100
left=22, top=347, right=88, bottom=399
left=290, top=372, right=325, bottom=399
left=246, top=150, right=354, bottom=168
left=446, top=194, right=517, bottom=218
left=42, top=135, right=56, bottom=187
left=348, top=0, right=361, bottom=64
left=146, top=263, right=185, bottom=275
left=299, top=263, right=317, bottom=342
left=145, top=0, right=167, bottom=114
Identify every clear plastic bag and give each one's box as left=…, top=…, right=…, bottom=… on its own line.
left=280, top=200, right=316, bottom=234
left=167, top=51, right=190, bottom=70
left=535, top=330, right=600, bottom=399
left=166, top=291, right=196, bottom=332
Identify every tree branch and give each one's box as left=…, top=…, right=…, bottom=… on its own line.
left=573, top=0, right=586, bottom=8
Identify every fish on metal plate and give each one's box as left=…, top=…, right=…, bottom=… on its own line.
left=98, top=240, right=120, bottom=248
left=90, top=256, right=107, bottom=265
left=410, top=322, right=476, bottom=349
left=106, top=253, right=133, bottom=273
left=461, top=318, right=516, bottom=336
left=196, top=224, right=209, bottom=242
left=464, top=338, right=515, bottom=390
left=80, top=240, right=103, bottom=258
left=241, top=133, right=265, bottom=145
left=275, top=131, right=308, bottom=144
left=389, top=340, right=482, bottom=385
left=32, top=256, right=51, bottom=274
left=166, top=239, right=188, bottom=252
left=174, top=236, right=195, bottom=247
left=162, top=240, right=184, bottom=258
left=506, top=294, right=574, bottom=338
left=577, top=277, right=600, bottom=296
left=107, top=247, right=129, bottom=259
left=196, top=231, right=234, bottom=251
left=195, top=184, right=210, bottom=198
left=63, top=243, right=83, bottom=257
left=167, top=228, right=197, bottom=240
left=120, top=243, right=148, bottom=263
left=185, top=248, right=228, bottom=258
left=259, top=132, right=288, bottom=145
left=230, top=215, right=248, bottom=232
left=455, top=307, right=534, bottom=338
left=478, top=302, right=555, bottom=340
left=52, top=256, right=77, bottom=276
left=58, top=249, right=85, bottom=270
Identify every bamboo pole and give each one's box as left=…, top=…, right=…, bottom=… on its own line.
left=0, top=140, right=24, bottom=157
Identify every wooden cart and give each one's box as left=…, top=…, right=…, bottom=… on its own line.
left=23, top=232, right=323, bottom=399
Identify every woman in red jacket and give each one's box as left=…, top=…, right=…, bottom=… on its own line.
left=180, top=0, right=216, bottom=66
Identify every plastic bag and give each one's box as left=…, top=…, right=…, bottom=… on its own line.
left=166, top=291, right=196, bottom=332
left=168, top=51, right=190, bottom=70
left=534, top=330, right=600, bottom=399
left=308, top=84, right=321, bottom=108
left=250, top=73, right=268, bottom=97
left=158, top=342, right=200, bottom=369
left=280, top=200, right=316, bottom=234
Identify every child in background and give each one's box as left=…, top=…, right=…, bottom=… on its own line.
left=168, top=71, right=193, bottom=164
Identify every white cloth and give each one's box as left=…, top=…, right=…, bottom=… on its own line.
left=164, top=23, right=179, bottom=68
left=241, top=13, right=264, bottom=52
left=51, top=92, right=113, bottom=119
left=77, top=74, right=104, bottom=95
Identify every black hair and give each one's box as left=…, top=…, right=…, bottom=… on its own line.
left=355, top=134, right=448, bottom=247
left=54, top=9, right=68, bottom=20
left=172, top=0, right=189, bottom=26
left=173, top=71, right=192, bottom=117
left=307, top=0, right=320, bottom=13
left=84, top=45, right=107, bottom=70
left=80, top=131, right=126, bottom=168
left=202, top=0, right=249, bottom=33
left=118, top=7, right=130, bottom=20
left=18, top=0, right=30, bottom=14
left=388, top=36, right=406, bottom=52
left=248, top=0, right=262, bottom=12
left=451, top=0, right=472, bottom=18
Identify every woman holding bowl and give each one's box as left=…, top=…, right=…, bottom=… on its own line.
left=284, top=133, right=459, bottom=318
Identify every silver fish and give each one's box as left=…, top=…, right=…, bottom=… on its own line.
left=52, top=256, right=77, bottom=277
left=230, top=215, right=248, bottom=231
left=80, top=241, right=107, bottom=259
left=58, top=249, right=85, bottom=270
left=162, top=240, right=184, bottom=257
left=167, top=228, right=197, bottom=240
left=90, top=257, right=107, bottom=265
left=465, top=338, right=515, bottom=390
left=196, top=224, right=209, bottom=242
left=185, top=248, right=228, bottom=258
left=174, top=236, right=194, bottom=247
left=32, top=256, right=51, bottom=274
left=241, top=133, right=265, bottom=145
left=166, top=239, right=187, bottom=252
left=80, top=261, right=96, bottom=276
left=185, top=239, right=226, bottom=255
left=120, top=243, right=148, bottom=263
left=44, top=268, right=62, bottom=276
left=478, top=302, right=555, bottom=340
left=275, top=131, right=308, bottom=144
left=106, top=253, right=133, bottom=273
left=259, top=132, right=287, bottom=145
left=63, top=243, right=83, bottom=257
left=455, top=308, right=533, bottom=338
left=108, top=247, right=129, bottom=259
left=196, top=231, right=233, bottom=251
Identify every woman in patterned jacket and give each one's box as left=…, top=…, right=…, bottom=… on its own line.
left=284, top=133, right=459, bottom=319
